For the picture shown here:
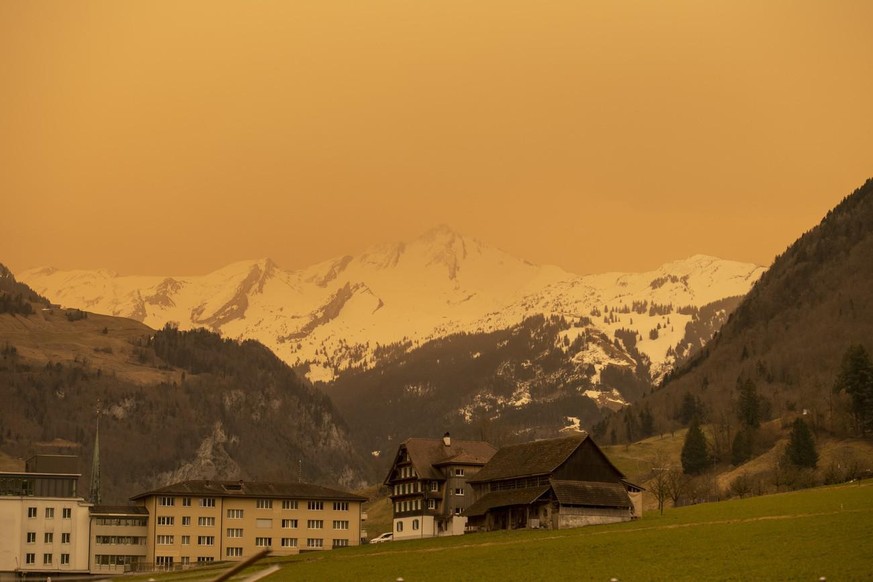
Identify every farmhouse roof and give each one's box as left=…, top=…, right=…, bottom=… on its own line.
left=130, top=480, right=365, bottom=502
left=390, top=438, right=497, bottom=482
left=551, top=480, right=632, bottom=509
left=468, top=434, right=590, bottom=483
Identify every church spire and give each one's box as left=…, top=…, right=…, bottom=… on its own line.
left=89, top=400, right=102, bottom=505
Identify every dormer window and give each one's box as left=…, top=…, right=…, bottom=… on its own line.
left=454, top=468, right=465, bottom=477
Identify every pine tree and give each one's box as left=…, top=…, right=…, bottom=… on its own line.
left=833, top=344, right=873, bottom=434
left=737, top=378, right=761, bottom=429
left=681, top=419, right=710, bottom=475
left=786, top=417, right=818, bottom=469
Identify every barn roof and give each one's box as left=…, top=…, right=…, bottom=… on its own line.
left=551, top=480, right=631, bottom=509
left=467, top=434, right=589, bottom=483
left=463, top=485, right=551, bottom=517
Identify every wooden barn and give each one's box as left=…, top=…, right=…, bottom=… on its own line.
left=464, top=434, right=642, bottom=531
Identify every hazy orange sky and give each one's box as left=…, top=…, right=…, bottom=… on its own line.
left=2, top=1, right=871, bottom=277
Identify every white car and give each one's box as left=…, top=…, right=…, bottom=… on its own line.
left=369, top=532, right=393, bottom=544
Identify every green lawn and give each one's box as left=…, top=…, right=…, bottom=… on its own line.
left=130, top=483, right=873, bottom=581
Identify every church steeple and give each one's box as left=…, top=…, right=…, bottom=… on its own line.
left=89, top=400, right=102, bottom=505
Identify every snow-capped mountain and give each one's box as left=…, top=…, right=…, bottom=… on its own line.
left=20, top=226, right=765, bottom=389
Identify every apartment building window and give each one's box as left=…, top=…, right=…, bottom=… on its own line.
left=156, top=535, right=174, bottom=545
left=227, top=528, right=243, bottom=538
left=182, top=536, right=190, bottom=545
left=45, top=507, right=55, bottom=518
left=157, top=516, right=174, bottom=526
left=396, top=522, right=403, bottom=532
left=226, top=547, right=243, bottom=557
left=197, top=557, right=215, bottom=563
left=227, top=509, right=243, bottom=519
left=62, top=507, right=72, bottom=519
left=197, top=536, right=215, bottom=546
left=282, top=500, right=298, bottom=510
left=307, top=520, right=323, bottom=529
left=255, top=537, right=272, bottom=548
left=333, top=502, right=349, bottom=511
left=43, top=554, right=53, bottom=565
left=306, top=538, right=323, bottom=548
left=281, top=538, right=297, bottom=547
left=62, top=533, right=71, bottom=544
left=61, top=554, right=70, bottom=565
left=44, top=533, right=53, bottom=543
left=256, top=499, right=273, bottom=509
left=198, top=517, right=216, bottom=527
left=332, top=520, right=349, bottom=530
left=413, top=519, right=420, bottom=530
left=159, top=496, right=174, bottom=506
left=454, top=488, right=464, bottom=496
left=25, top=553, right=35, bottom=564
left=182, top=497, right=192, bottom=506
left=200, top=498, right=216, bottom=507
left=181, top=557, right=190, bottom=565
left=26, top=532, right=36, bottom=543
left=27, top=507, right=37, bottom=518
left=156, top=556, right=173, bottom=567
left=430, top=481, right=439, bottom=492
left=307, top=501, right=323, bottom=511
left=333, top=539, right=349, bottom=548
left=281, top=519, right=298, bottom=529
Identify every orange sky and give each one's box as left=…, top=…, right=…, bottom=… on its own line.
left=2, top=1, right=871, bottom=277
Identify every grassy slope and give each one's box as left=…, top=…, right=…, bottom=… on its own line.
left=127, top=482, right=873, bottom=582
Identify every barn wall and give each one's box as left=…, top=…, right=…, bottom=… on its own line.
left=557, top=507, right=632, bottom=529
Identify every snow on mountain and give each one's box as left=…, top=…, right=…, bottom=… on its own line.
left=20, top=227, right=765, bottom=388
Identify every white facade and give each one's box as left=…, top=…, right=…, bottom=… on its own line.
left=0, top=496, right=91, bottom=580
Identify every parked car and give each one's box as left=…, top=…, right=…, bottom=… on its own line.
left=369, top=532, right=393, bottom=544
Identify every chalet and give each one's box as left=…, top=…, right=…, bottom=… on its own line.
left=385, top=433, right=496, bottom=540
left=464, top=434, right=643, bottom=531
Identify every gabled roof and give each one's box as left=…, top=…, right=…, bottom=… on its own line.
left=130, top=480, right=365, bottom=502
left=551, top=480, right=631, bottom=509
left=463, top=485, right=551, bottom=517
left=386, top=438, right=497, bottom=483
left=468, top=434, right=590, bottom=483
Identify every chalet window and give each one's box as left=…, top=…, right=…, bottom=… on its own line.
left=282, top=500, right=298, bottom=510
left=256, top=499, right=273, bottom=509
left=200, top=498, right=216, bottom=507
left=454, top=508, right=462, bottom=516
left=454, top=468, right=465, bottom=477
left=427, top=499, right=436, bottom=510
left=454, top=488, right=464, bottom=496
left=430, top=481, right=438, bottom=492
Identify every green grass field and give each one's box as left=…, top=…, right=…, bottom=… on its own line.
left=129, top=482, right=873, bottom=582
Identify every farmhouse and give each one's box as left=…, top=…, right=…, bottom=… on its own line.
left=464, top=434, right=642, bottom=531
left=385, top=433, right=496, bottom=539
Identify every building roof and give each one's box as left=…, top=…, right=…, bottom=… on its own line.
left=463, top=485, right=552, bottom=517
left=387, top=437, right=497, bottom=483
left=129, top=480, right=366, bottom=502
left=467, top=434, right=590, bottom=483
left=91, top=505, right=150, bottom=516
left=551, top=480, right=631, bottom=509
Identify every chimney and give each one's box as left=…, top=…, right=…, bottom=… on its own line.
left=442, top=432, right=451, bottom=447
